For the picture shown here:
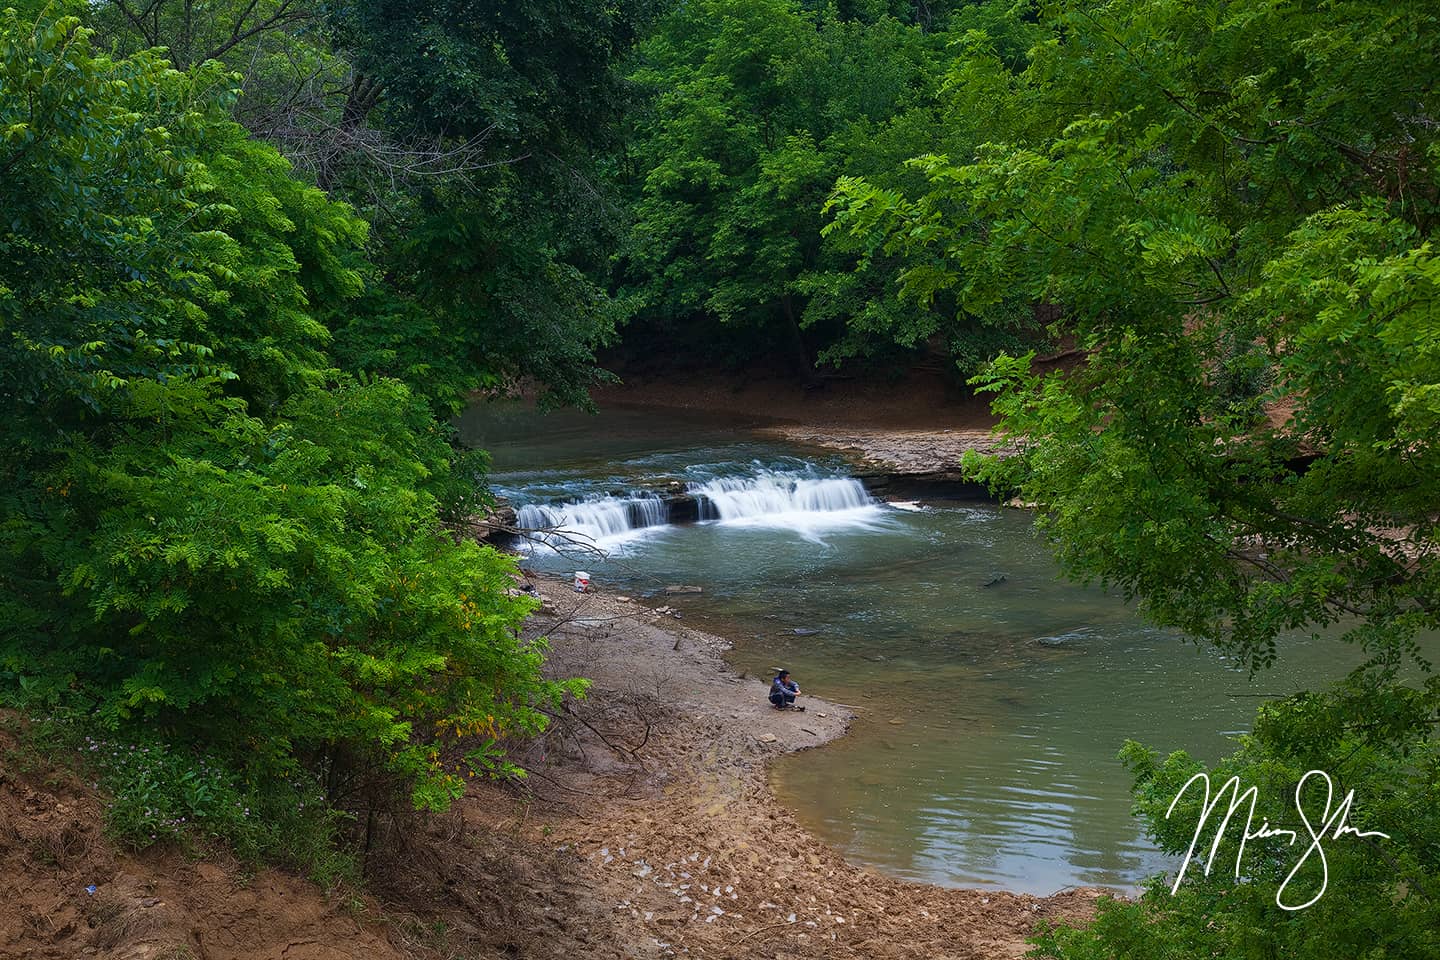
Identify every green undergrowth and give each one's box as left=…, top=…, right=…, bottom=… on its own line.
left=12, top=712, right=360, bottom=890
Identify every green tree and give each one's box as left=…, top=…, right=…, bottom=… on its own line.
left=619, top=0, right=1052, bottom=377
left=1, top=10, right=570, bottom=830
left=620, top=0, right=951, bottom=373
left=78, top=0, right=654, bottom=412
left=314, top=0, right=660, bottom=411
left=825, top=0, right=1440, bottom=953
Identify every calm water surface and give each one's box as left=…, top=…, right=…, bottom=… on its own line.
left=458, top=402, right=1402, bottom=895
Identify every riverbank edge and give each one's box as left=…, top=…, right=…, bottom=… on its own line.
left=488, top=573, right=1110, bottom=958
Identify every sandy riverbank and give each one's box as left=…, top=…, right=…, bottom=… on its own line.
left=0, top=572, right=1101, bottom=960
left=585, top=371, right=1018, bottom=487
left=436, top=576, right=1104, bottom=959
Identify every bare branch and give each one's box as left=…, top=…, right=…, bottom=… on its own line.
left=199, top=0, right=313, bottom=65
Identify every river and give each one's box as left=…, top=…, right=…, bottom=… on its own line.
left=457, top=401, right=1391, bottom=895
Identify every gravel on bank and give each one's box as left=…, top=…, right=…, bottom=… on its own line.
left=450, top=577, right=1106, bottom=959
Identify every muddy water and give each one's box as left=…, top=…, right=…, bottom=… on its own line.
left=458, top=402, right=1397, bottom=895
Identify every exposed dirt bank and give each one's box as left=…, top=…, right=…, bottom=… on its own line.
left=760, top=424, right=1012, bottom=488
left=0, top=578, right=1100, bottom=959
left=587, top=370, right=1018, bottom=487
left=433, top=578, right=1103, bottom=959
left=0, top=735, right=407, bottom=960
left=589, top=368, right=996, bottom=431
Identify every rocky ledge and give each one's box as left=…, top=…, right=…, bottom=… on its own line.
left=760, top=424, right=1017, bottom=500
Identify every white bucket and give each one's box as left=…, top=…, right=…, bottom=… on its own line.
left=573, top=571, right=592, bottom=593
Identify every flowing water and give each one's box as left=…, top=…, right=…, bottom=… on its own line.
left=458, top=402, right=1416, bottom=895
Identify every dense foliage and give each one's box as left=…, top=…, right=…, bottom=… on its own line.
left=79, top=0, right=655, bottom=414
left=319, top=0, right=659, bottom=412
left=617, top=0, right=1055, bottom=375
left=822, top=0, right=1439, bottom=954
left=0, top=10, right=579, bottom=869
left=829, top=0, right=1439, bottom=660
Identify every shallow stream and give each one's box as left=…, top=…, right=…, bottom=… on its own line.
left=458, top=402, right=1401, bottom=895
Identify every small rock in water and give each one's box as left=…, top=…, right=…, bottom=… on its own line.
left=792, top=628, right=820, bottom=636
left=981, top=573, right=1007, bottom=588
left=664, top=584, right=703, bottom=594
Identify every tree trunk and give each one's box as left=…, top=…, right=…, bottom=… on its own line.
left=780, top=294, right=816, bottom=385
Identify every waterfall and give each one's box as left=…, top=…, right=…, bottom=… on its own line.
left=511, top=469, right=883, bottom=552
left=690, top=471, right=872, bottom=521
left=516, top=493, right=667, bottom=546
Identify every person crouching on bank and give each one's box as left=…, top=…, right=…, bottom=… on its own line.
left=769, top=670, right=804, bottom=711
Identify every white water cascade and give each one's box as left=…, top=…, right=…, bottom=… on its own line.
left=690, top=472, right=872, bottom=520
left=513, top=469, right=887, bottom=552
left=689, top=470, right=885, bottom=542
left=516, top=495, right=668, bottom=546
